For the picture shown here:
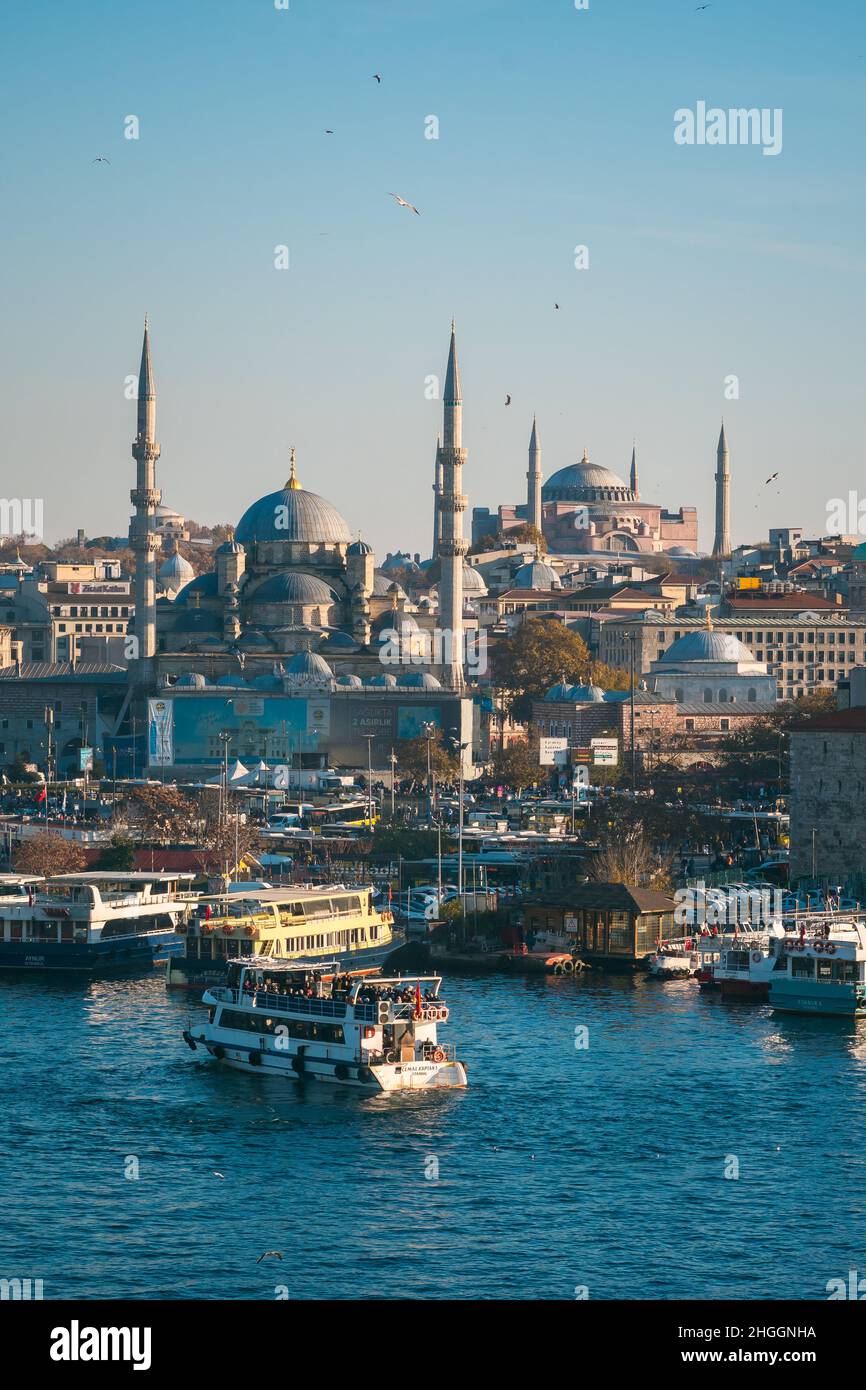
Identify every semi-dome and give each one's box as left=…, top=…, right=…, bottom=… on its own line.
left=248, top=572, right=338, bottom=605
left=462, top=562, right=488, bottom=596
left=372, top=573, right=406, bottom=598
left=543, top=449, right=634, bottom=503
left=320, top=631, right=360, bottom=653
left=235, top=457, right=351, bottom=545
left=660, top=630, right=756, bottom=664
left=176, top=572, right=218, bottom=602
left=514, top=559, right=562, bottom=590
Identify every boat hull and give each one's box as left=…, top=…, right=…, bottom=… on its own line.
left=719, top=978, right=770, bottom=1000
left=770, top=980, right=866, bottom=1017
left=166, top=932, right=410, bottom=991
left=188, top=1033, right=467, bottom=1091
left=0, top=932, right=183, bottom=975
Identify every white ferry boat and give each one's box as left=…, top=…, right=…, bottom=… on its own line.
left=770, top=919, right=866, bottom=1017
left=166, top=885, right=406, bottom=991
left=0, top=872, right=195, bottom=974
left=712, top=922, right=787, bottom=1001
left=185, top=958, right=468, bottom=1092
left=645, top=944, right=698, bottom=979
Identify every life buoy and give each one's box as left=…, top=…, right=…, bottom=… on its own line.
left=245, top=925, right=256, bottom=937
left=560, top=959, right=574, bottom=974
left=413, top=1008, right=423, bottom=1021
left=438, top=1007, right=449, bottom=1022
left=814, top=939, right=824, bottom=953
left=432, top=1047, right=445, bottom=1063
left=751, top=951, right=762, bottom=964
left=363, top=1026, right=376, bottom=1039
left=825, top=942, right=836, bottom=954
left=553, top=963, right=564, bottom=975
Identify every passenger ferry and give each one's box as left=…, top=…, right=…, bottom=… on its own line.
left=770, top=919, right=866, bottom=1017
left=185, top=958, right=467, bottom=1091
left=713, top=923, right=787, bottom=1001
left=0, top=872, right=195, bottom=974
left=166, top=885, right=405, bottom=991
left=645, top=943, right=698, bottom=979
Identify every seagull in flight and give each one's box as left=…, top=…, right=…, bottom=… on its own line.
left=92, top=155, right=110, bottom=164
left=387, top=192, right=420, bottom=215
left=765, top=472, right=779, bottom=484
left=554, top=303, right=560, bottom=310
left=373, top=73, right=382, bottom=83
left=256, top=1250, right=284, bottom=1263
left=325, top=129, right=334, bottom=135
left=505, top=394, right=512, bottom=406
left=695, top=3, right=711, bottom=9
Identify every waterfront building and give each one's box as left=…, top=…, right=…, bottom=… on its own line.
left=789, top=706, right=866, bottom=895
left=523, top=885, right=677, bottom=969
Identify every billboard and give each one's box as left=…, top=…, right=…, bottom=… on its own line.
left=539, top=737, right=568, bottom=765
left=147, top=699, right=174, bottom=767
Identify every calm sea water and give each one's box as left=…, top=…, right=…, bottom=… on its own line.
left=2, top=968, right=865, bottom=1300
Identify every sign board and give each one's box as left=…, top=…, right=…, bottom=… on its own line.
left=591, top=737, right=619, bottom=767
left=737, top=577, right=761, bottom=591
left=147, top=699, right=174, bottom=767
left=564, top=915, right=579, bottom=934
left=79, top=747, right=93, bottom=773
left=539, top=736, right=568, bottom=766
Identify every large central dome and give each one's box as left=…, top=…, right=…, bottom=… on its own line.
left=543, top=449, right=634, bottom=503
left=235, top=465, right=352, bottom=546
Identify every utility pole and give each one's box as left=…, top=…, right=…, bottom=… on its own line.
left=363, top=734, right=375, bottom=829
left=389, top=748, right=397, bottom=819
left=628, top=632, right=636, bottom=793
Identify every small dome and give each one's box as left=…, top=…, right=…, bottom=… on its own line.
left=216, top=538, right=243, bottom=555
left=320, top=631, right=360, bottom=653
left=158, top=551, right=195, bottom=585
left=366, top=673, right=397, bottom=688
left=284, top=649, right=333, bottom=683
left=462, top=562, right=488, bottom=596
left=250, top=673, right=283, bottom=691
left=573, top=683, right=605, bottom=702
left=176, top=572, right=218, bottom=602
left=514, top=559, right=562, bottom=590
left=335, top=673, right=363, bottom=688
left=215, top=673, right=246, bottom=687
left=174, top=672, right=210, bottom=689
left=667, top=546, right=698, bottom=558
left=373, top=573, right=406, bottom=598
left=374, top=612, right=420, bottom=636
left=348, top=538, right=374, bottom=556
left=249, top=572, right=338, bottom=605
left=545, top=681, right=575, bottom=702
left=237, top=629, right=272, bottom=648
left=396, top=671, right=442, bottom=690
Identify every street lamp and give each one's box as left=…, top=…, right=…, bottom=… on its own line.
left=422, top=720, right=436, bottom=822
left=362, top=733, right=375, bottom=829
left=388, top=747, right=397, bottom=819
left=449, top=732, right=470, bottom=899
left=626, top=631, right=637, bottom=793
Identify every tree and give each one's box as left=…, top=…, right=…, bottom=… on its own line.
left=13, top=833, right=90, bottom=876
left=191, top=788, right=263, bottom=881
left=395, top=735, right=459, bottom=784
left=94, top=836, right=136, bottom=870
left=489, top=741, right=540, bottom=793
left=591, top=825, right=673, bottom=890
left=125, top=785, right=197, bottom=844
left=370, top=827, right=445, bottom=861
left=491, top=618, right=593, bottom=720
left=470, top=523, right=544, bottom=554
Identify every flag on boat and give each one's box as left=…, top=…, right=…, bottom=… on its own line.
left=36, top=785, right=47, bottom=804
left=415, top=982, right=422, bottom=1016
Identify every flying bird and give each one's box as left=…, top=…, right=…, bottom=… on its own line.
left=387, top=192, right=420, bottom=215
left=325, top=129, right=334, bottom=135
left=554, top=303, right=560, bottom=310
left=373, top=73, right=382, bottom=83
left=695, top=4, right=711, bottom=9
left=256, top=1251, right=284, bottom=1263
left=765, top=472, right=779, bottom=484
left=92, top=156, right=110, bottom=164
left=505, top=394, right=512, bottom=406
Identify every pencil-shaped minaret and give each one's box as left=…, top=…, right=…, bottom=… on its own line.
left=527, top=416, right=542, bottom=533
left=436, top=322, right=467, bottom=689
left=129, top=317, right=162, bottom=660
left=712, top=421, right=731, bottom=557
left=432, top=433, right=443, bottom=558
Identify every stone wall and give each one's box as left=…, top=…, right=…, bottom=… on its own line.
left=789, top=729, right=866, bottom=892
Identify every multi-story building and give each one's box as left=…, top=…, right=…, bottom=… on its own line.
left=789, top=706, right=866, bottom=895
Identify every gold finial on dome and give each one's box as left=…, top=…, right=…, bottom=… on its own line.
left=286, top=446, right=301, bottom=491
left=705, top=608, right=714, bottom=632
left=581, top=447, right=589, bottom=463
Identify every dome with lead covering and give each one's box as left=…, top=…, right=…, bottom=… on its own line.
left=248, top=572, right=338, bottom=605
left=514, top=559, right=562, bottom=590
left=543, top=450, right=634, bottom=503
left=661, top=630, right=755, bottom=665
left=236, top=464, right=351, bottom=545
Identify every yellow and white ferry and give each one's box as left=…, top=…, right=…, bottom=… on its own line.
left=166, top=885, right=405, bottom=991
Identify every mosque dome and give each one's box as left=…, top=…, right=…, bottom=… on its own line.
left=373, top=611, right=420, bottom=636
left=176, top=572, right=218, bottom=603
left=158, top=550, right=195, bottom=586
left=545, top=681, right=575, bottom=702
left=366, top=673, right=398, bottom=688
left=248, top=572, right=338, bottom=605
left=235, top=454, right=351, bottom=546
left=320, top=631, right=361, bottom=653
left=461, top=563, right=488, bottom=596
left=513, top=559, right=562, bottom=590
left=284, top=650, right=334, bottom=684
left=543, top=450, right=634, bottom=503
left=667, top=546, right=698, bottom=558
left=216, top=538, right=243, bottom=555
left=347, top=538, right=374, bottom=556
left=660, top=630, right=756, bottom=664
left=335, top=674, right=363, bottom=688
left=215, top=673, right=247, bottom=688
left=372, top=574, right=406, bottom=598
left=173, top=672, right=210, bottom=689
left=396, top=671, right=443, bottom=690
left=573, top=683, right=606, bottom=702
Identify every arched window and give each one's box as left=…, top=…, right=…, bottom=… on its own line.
left=675, top=687, right=684, bottom=702
left=703, top=687, right=713, bottom=703
left=718, top=688, right=728, bottom=703
left=747, top=687, right=757, bottom=702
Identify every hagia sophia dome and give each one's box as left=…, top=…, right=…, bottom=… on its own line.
left=542, top=449, right=635, bottom=504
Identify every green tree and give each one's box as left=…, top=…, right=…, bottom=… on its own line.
left=95, top=835, right=136, bottom=870
left=491, top=618, right=594, bottom=720
left=489, top=741, right=540, bottom=793
left=394, top=734, right=459, bottom=784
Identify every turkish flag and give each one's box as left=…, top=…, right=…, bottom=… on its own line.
left=37, top=786, right=47, bottom=804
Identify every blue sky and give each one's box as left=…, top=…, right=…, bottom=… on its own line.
left=2, top=0, right=864, bottom=556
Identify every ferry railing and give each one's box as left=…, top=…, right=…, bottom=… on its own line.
left=421, top=1041, right=456, bottom=1062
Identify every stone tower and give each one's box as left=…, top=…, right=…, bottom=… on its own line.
left=436, top=322, right=467, bottom=689
left=629, top=443, right=638, bottom=498
left=712, top=421, right=731, bottom=558
left=527, top=416, right=542, bottom=533
left=129, top=317, right=161, bottom=666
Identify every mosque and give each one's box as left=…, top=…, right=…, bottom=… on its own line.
left=126, top=320, right=474, bottom=774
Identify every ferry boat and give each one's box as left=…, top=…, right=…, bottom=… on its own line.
left=769, top=919, right=866, bottom=1017
left=166, top=885, right=406, bottom=991
left=184, top=958, right=468, bottom=1091
left=0, top=872, right=195, bottom=974
left=713, top=923, right=787, bottom=1001
left=645, top=944, right=698, bottom=979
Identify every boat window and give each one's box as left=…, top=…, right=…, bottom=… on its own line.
left=790, top=956, right=815, bottom=978
left=816, top=960, right=833, bottom=982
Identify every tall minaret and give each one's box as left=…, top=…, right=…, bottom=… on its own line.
left=527, top=416, right=542, bottom=534
left=712, top=421, right=731, bottom=557
left=629, top=442, right=638, bottom=497
left=437, top=322, right=467, bottom=689
left=432, top=433, right=443, bottom=558
left=129, top=317, right=162, bottom=663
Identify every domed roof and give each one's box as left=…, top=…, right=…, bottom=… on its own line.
left=374, top=612, right=420, bottom=636
left=573, top=682, right=605, bottom=702
left=373, top=573, right=406, bottom=598
left=248, top=572, right=338, bottom=605
left=176, top=572, right=218, bottom=602
left=545, top=681, right=575, bottom=701
left=366, top=673, right=397, bottom=688
left=216, top=538, right=243, bottom=555
left=237, top=629, right=273, bottom=648
left=335, top=673, right=363, bottom=688
left=396, top=671, right=443, bottom=690
left=320, top=630, right=360, bottom=653
left=514, top=559, right=562, bottom=591
left=250, top=673, right=283, bottom=690
left=158, top=550, right=195, bottom=585
left=661, top=629, right=756, bottom=664
left=347, top=537, right=373, bottom=556
left=543, top=450, right=632, bottom=502
left=462, top=562, right=488, bottom=596
left=235, top=462, right=351, bottom=545
left=667, top=546, right=698, bottom=558
left=284, top=649, right=333, bottom=683
left=174, top=672, right=210, bottom=689
left=215, top=673, right=247, bottom=687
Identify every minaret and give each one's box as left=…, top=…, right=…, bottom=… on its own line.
left=129, top=317, right=162, bottom=665
left=527, top=416, right=542, bottom=534
left=629, top=443, right=638, bottom=498
left=712, top=421, right=731, bottom=557
left=436, top=322, right=467, bottom=689
left=432, top=433, right=443, bottom=558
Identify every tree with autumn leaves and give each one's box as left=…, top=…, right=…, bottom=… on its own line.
left=490, top=618, right=629, bottom=721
